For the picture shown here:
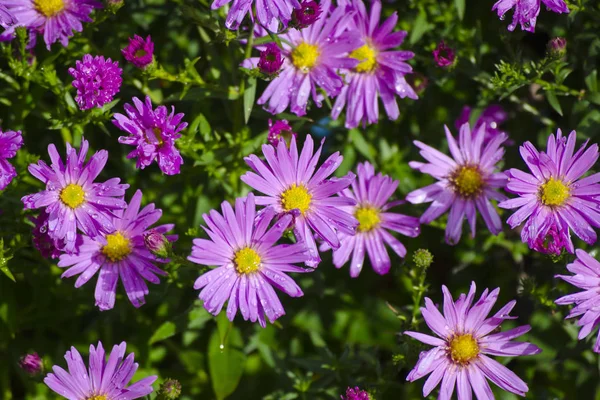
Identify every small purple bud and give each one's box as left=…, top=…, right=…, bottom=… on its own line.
left=19, top=353, right=43, bottom=375
left=548, top=37, right=567, bottom=58
left=432, top=41, right=456, bottom=68
left=258, top=43, right=284, bottom=75
left=268, top=119, right=296, bottom=147
left=158, top=378, right=182, bottom=400
left=143, top=229, right=170, bottom=259
left=291, top=1, right=321, bottom=29
left=122, top=35, right=154, bottom=69
left=341, top=386, right=370, bottom=400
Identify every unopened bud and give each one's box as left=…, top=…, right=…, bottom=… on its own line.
left=158, top=378, right=182, bottom=400
left=258, top=43, right=284, bottom=76
left=143, top=229, right=171, bottom=259
left=341, top=386, right=371, bottom=400
left=432, top=41, right=456, bottom=68
left=547, top=37, right=567, bottom=58
left=291, top=1, right=321, bottom=29
left=268, top=119, right=296, bottom=147
left=19, top=353, right=43, bottom=375
left=413, top=249, right=433, bottom=270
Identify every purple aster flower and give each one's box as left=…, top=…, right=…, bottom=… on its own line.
left=29, top=211, right=62, bottom=259
left=242, top=0, right=361, bottom=117
left=22, top=138, right=128, bottom=253
left=331, top=0, right=417, bottom=129
left=341, top=387, right=370, bottom=400
left=19, top=352, right=43, bottom=375
left=0, top=128, right=23, bottom=190
left=0, top=0, right=102, bottom=49
left=406, top=122, right=508, bottom=245
left=189, top=194, right=309, bottom=327
left=212, top=0, right=298, bottom=31
left=268, top=119, right=296, bottom=147
left=555, top=249, right=600, bottom=352
left=69, top=54, right=122, bottom=111
left=258, top=43, right=284, bottom=75
left=57, top=190, right=176, bottom=311
left=122, top=34, right=154, bottom=69
left=0, top=4, right=16, bottom=25
left=113, top=96, right=188, bottom=176
left=455, top=105, right=509, bottom=145
left=499, top=130, right=600, bottom=255
left=432, top=40, right=456, bottom=68
left=291, top=0, right=321, bottom=29
left=492, top=0, right=568, bottom=32
left=405, top=282, right=541, bottom=399
left=44, top=341, right=157, bottom=399
left=321, top=162, right=420, bottom=277
left=241, top=134, right=358, bottom=267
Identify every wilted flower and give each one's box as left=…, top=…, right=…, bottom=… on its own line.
left=499, top=130, right=600, bottom=255
left=113, top=96, right=188, bottom=175
left=44, top=341, right=157, bottom=399
left=258, top=43, right=284, bottom=75
left=122, top=34, right=154, bottom=68
left=492, top=0, right=568, bottom=32
left=432, top=40, right=456, bottom=68
left=405, top=282, right=541, bottom=398
left=19, top=353, right=43, bottom=375
left=57, top=190, right=176, bottom=311
left=69, top=54, right=123, bottom=110
left=241, top=134, right=358, bottom=267
left=0, top=0, right=102, bottom=49
left=341, top=386, right=370, bottom=400
left=158, top=378, right=182, bottom=399
left=291, top=0, right=321, bottom=29
left=267, top=119, right=296, bottom=146
left=0, top=128, right=23, bottom=190
left=321, top=162, right=420, bottom=277
left=331, top=0, right=417, bottom=129
left=21, top=138, right=129, bottom=253
left=189, top=194, right=310, bottom=327
left=407, top=122, right=508, bottom=245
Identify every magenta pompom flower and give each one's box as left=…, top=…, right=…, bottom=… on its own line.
left=321, top=162, right=420, bottom=277
left=0, top=128, right=23, bottom=190
left=405, top=282, right=541, bottom=398
left=212, top=0, right=298, bottom=31
left=44, top=341, right=157, bottom=400
left=122, top=35, right=154, bottom=68
left=189, top=194, right=309, bottom=327
left=493, top=0, right=568, bottom=32
left=455, top=105, right=509, bottom=145
left=241, top=134, right=358, bottom=267
left=556, top=249, right=600, bottom=353
left=69, top=54, right=123, bottom=110
left=499, top=130, right=600, bottom=255
left=267, top=119, right=296, bottom=147
left=57, top=190, right=176, bottom=311
left=341, top=387, right=370, bottom=400
left=113, top=96, right=188, bottom=176
left=407, top=122, right=508, bottom=245
left=331, top=0, right=417, bottom=129
left=242, top=0, right=361, bottom=117
left=0, top=0, right=102, bottom=49
left=258, top=43, right=284, bottom=75
left=22, top=138, right=128, bottom=253
left=432, top=40, right=456, bottom=68
left=291, top=0, right=321, bottom=29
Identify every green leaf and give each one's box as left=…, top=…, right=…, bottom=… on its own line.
left=454, top=0, right=465, bottom=20
left=349, top=129, right=375, bottom=164
left=149, top=321, right=177, bottom=344
left=409, top=9, right=431, bottom=45
left=546, top=91, right=563, bottom=116
left=0, top=239, right=15, bottom=283
left=585, top=70, right=598, bottom=93
left=243, top=77, right=257, bottom=124
left=208, top=326, right=246, bottom=400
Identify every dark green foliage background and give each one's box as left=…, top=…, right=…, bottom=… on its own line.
left=1, top=0, right=600, bottom=398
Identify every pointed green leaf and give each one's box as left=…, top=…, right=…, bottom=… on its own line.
left=454, top=0, right=465, bottom=20
left=243, top=77, right=257, bottom=124
left=546, top=91, right=563, bottom=116
left=208, top=326, right=246, bottom=400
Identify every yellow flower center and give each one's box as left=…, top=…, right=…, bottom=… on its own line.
left=451, top=166, right=484, bottom=198
left=87, top=396, right=108, bottom=400
left=291, top=42, right=320, bottom=72
left=540, top=177, right=570, bottom=206
left=59, top=184, right=86, bottom=209
left=281, top=184, right=312, bottom=214
left=449, top=334, right=479, bottom=364
left=102, top=232, right=132, bottom=262
left=355, top=206, right=381, bottom=232
left=134, top=49, right=148, bottom=58
left=349, top=44, right=378, bottom=73
left=234, top=247, right=262, bottom=274
left=34, top=0, right=65, bottom=17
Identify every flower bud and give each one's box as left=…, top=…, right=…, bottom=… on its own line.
left=268, top=119, right=296, bottom=147
left=341, top=386, right=371, bottom=400
left=547, top=37, right=567, bottom=58
left=143, top=229, right=171, bottom=259
left=19, top=353, right=43, bottom=375
left=291, top=1, right=321, bottom=29
left=432, top=41, right=456, bottom=68
left=413, top=249, right=433, bottom=270
left=258, top=43, right=284, bottom=76
left=158, top=378, right=182, bottom=400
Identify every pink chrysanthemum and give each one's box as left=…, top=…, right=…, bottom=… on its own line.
left=407, top=122, right=508, bottom=245
left=405, top=282, right=541, bottom=399
left=113, top=96, right=188, bottom=175
left=69, top=54, right=123, bottom=110
left=0, top=128, right=23, bottom=190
